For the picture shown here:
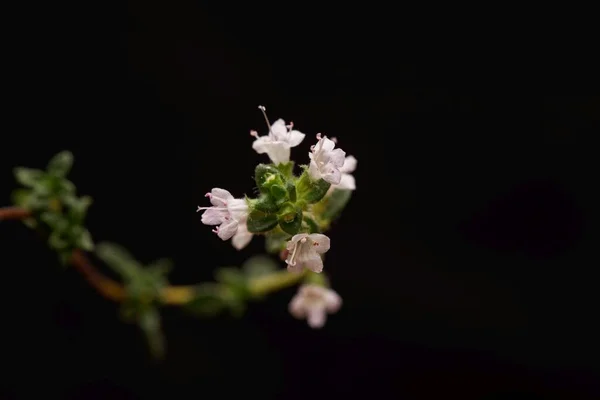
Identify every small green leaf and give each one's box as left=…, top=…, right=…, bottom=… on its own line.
left=147, top=258, right=173, bottom=278
left=296, top=171, right=331, bottom=204
left=215, top=267, right=249, bottom=298
left=278, top=204, right=303, bottom=235
left=286, top=181, right=297, bottom=202
left=138, top=307, right=166, bottom=360
left=77, top=229, right=94, bottom=251
left=251, top=194, right=278, bottom=213
left=48, top=231, right=69, bottom=250
left=242, top=255, right=278, bottom=278
left=303, top=213, right=321, bottom=233
left=270, top=185, right=288, bottom=204
left=276, top=161, right=295, bottom=178
left=96, top=242, right=142, bottom=280
left=321, top=189, right=352, bottom=220
left=265, top=229, right=290, bottom=254
left=255, top=164, right=284, bottom=193
left=40, top=211, right=63, bottom=228
left=14, top=167, right=45, bottom=187
left=46, top=151, right=74, bottom=177
left=67, top=195, right=93, bottom=223
left=186, top=284, right=226, bottom=317
left=247, top=210, right=278, bottom=233
left=11, top=189, right=31, bottom=207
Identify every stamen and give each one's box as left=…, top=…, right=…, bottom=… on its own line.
left=288, top=241, right=302, bottom=266
left=212, top=227, right=219, bottom=234
left=258, top=105, right=272, bottom=135
left=205, top=192, right=212, bottom=198
left=316, top=133, right=322, bottom=140
left=331, top=137, right=338, bottom=144
left=250, top=130, right=259, bottom=137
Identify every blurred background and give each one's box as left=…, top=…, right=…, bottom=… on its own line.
left=1, top=2, right=598, bottom=398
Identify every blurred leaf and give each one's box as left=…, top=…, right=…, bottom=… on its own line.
left=66, top=195, right=93, bottom=222
left=58, top=179, right=76, bottom=195
left=147, top=258, right=173, bottom=278
left=96, top=242, right=142, bottom=280
left=48, top=230, right=68, bottom=250
left=46, top=151, right=73, bottom=177
left=39, top=211, right=63, bottom=228
left=242, top=255, right=278, bottom=278
left=321, top=189, right=352, bottom=221
left=265, top=230, right=289, bottom=254
left=215, top=267, right=248, bottom=297
left=13, top=167, right=45, bottom=187
left=138, top=307, right=165, bottom=360
left=77, top=229, right=94, bottom=251
left=185, top=283, right=226, bottom=317
left=11, top=189, right=31, bottom=207
left=303, top=213, right=321, bottom=233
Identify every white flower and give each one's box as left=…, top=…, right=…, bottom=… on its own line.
left=308, top=133, right=346, bottom=185
left=285, top=233, right=330, bottom=273
left=333, top=155, right=357, bottom=191
left=251, top=105, right=305, bottom=165
left=289, top=284, right=342, bottom=329
left=197, top=188, right=249, bottom=242
left=231, top=218, right=253, bottom=250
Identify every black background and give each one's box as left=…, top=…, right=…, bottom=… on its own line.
left=1, top=3, right=598, bottom=399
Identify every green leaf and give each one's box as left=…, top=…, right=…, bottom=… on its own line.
left=255, top=164, right=284, bottom=193
left=265, top=229, right=289, bottom=254
left=77, top=229, right=94, bottom=251
left=321, top=189, right=352, bottom=220
left=46, top=151, right=74, bottom=177
left=39, top=211, right=63, bottom=228
left=138, top=307, right=166, bottom=360
left=186, top=284, right=226, bottom=317
left=296, top=171, right=331, bottom=204
left=247, top=210, right=278, bottom=233
left=302, top=213, right=321, bottom=233
left=276, top=161, right=295, bottom=178
left=48, top=231, right=69, bottom=250
left=278, top=204, right=303, bottom=235
left=11, top=189, right=31, bottom=207
left=251, top=194, right=278, bottom=213
left=286, top=180, right=297, bottom=202
left=242, top=255, right=278, bottom=278
left=67, top=195, right=93, bottom=223
left=215, top=267, right=249, bottom=299
left=269, top=185, right=288, bottom=204
left=147, top=258, right=173, bottom=279
left=96, top=242, right=142, bottom=280
left=14, top=167, right=45, bottom=187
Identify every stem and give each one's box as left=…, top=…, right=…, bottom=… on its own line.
left=1, top=206, right=195, bottom=305
left=248, top=269, right=307, bottom=296
left=0, top=206, right=32, bottom=220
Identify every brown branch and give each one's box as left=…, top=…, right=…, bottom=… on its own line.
left=1, top=206, right=195, bottom=305
left=0, top=206, right=31, bottom=220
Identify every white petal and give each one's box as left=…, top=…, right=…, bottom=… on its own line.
left=320, top=137, right=336, bottom=152
left=217, top=219, right=238, bottom=241
left=306, top=308, right=327, bottom=328
left=336, top=173, right=356, bottom=190
left=287, top=130, right=305, bottom=147
left=227, top=199, right=249, bottom=221
left=322, top=164, right=342, bottom=185
left=286, top=260, right=305, bottom=273
left=210, top=188, right=233, bottom=206
left=231, top=228, right=253, bottom=250
left=252, top=136, right=273, bottom=154
left=324, top=290, right=342, bottom=312
left=265, top=142, right=291, bottom=165
left=288, top=234, right=308, bottom=248
left=303, top=255, right=324, bottom=273
left=340, top=155, right=357, bottom=173
left=308, top=234, right=330, bottom=253
left=289, top=296, right=307, bottom=318
left=308, top=160, right=322, bottom=181
left=270, top=119, right=287, bottom=139
left=201, top=208, right=226, bottom=225
left=328, top=148, right=346, bottom=168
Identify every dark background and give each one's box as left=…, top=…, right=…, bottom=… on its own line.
left=1, top=2, right=598, bottom=399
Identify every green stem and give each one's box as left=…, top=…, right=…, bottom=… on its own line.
left=248, top=269, right=307, bottom=296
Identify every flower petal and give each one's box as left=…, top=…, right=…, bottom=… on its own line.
left=288, top=233, right=308, bottom=248
left=306, top=308, right=327, bottom=328
left=252, top=136, right=273, bottom=154
left=303, top=254, right=324, bottom=273
left=289, top=296, right=307, bottom=318
left=324, top=290, right=342, bottom=312
left=328, top=148, right=346, bottom=168
left=322, top=164, right=342, bottom=185
left=231, top=226, right=253, bottom=250
left=227, top=198, right=249, bottom=221
left=201, top=208, right=227, bottom=225
left=336, top=173, right=356, bottom=190
left=308, top=234, right=330, bottom=253
left=308, top=160, right=322, bottom=181
left=270, top=119, right=287, bottom=139
left=265, top=143, right=291, bottom=165
left=210, top=188, right=233, bottom=206
left=320, top=137, right=336, bottom=152
left=287, top=130, right=306, bottom=147
left=217, top=219, right=238, bottom=241
left=340, top=155, right=357, bottom=173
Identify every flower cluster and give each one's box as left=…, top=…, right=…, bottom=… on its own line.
left=196, top=106, right=356, bottom=327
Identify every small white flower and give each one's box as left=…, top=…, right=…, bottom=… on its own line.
left=308, top=133, right=346, bottom=185
left=333, top=155, right=357, bottom=191
left=231, top=218, right=253, bottom=250
left=289, top=284, right=342, bottom=329
left=251, top=105, right=305, bottom=165
left=285, top=233, right=330, bottom=273
left=197, top=188, right=249, bottom=242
